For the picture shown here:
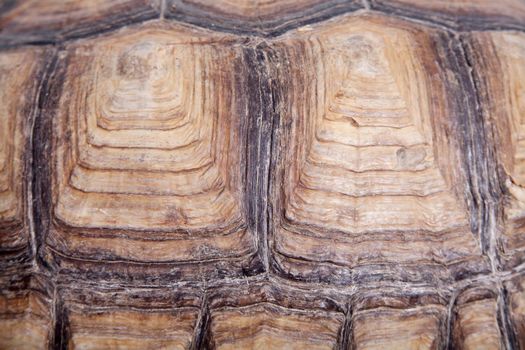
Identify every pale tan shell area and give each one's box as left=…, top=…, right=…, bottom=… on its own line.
left=0, top=0, right=525, bottom=349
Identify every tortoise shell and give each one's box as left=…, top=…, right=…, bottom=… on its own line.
left=0, top=0, right=524, bottom=349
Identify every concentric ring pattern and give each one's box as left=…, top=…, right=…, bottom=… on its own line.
left=47, top=22, right=260, bottom=280
left=269, top=14, right=486, bottom=284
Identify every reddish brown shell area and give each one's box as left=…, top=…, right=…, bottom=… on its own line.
left=0, top=1, right=525, bottom=349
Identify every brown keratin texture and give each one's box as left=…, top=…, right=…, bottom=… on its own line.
left=0, top=0, right=524, bottom=349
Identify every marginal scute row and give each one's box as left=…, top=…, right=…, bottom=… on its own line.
left=4, top=276, right=524, bottom=350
